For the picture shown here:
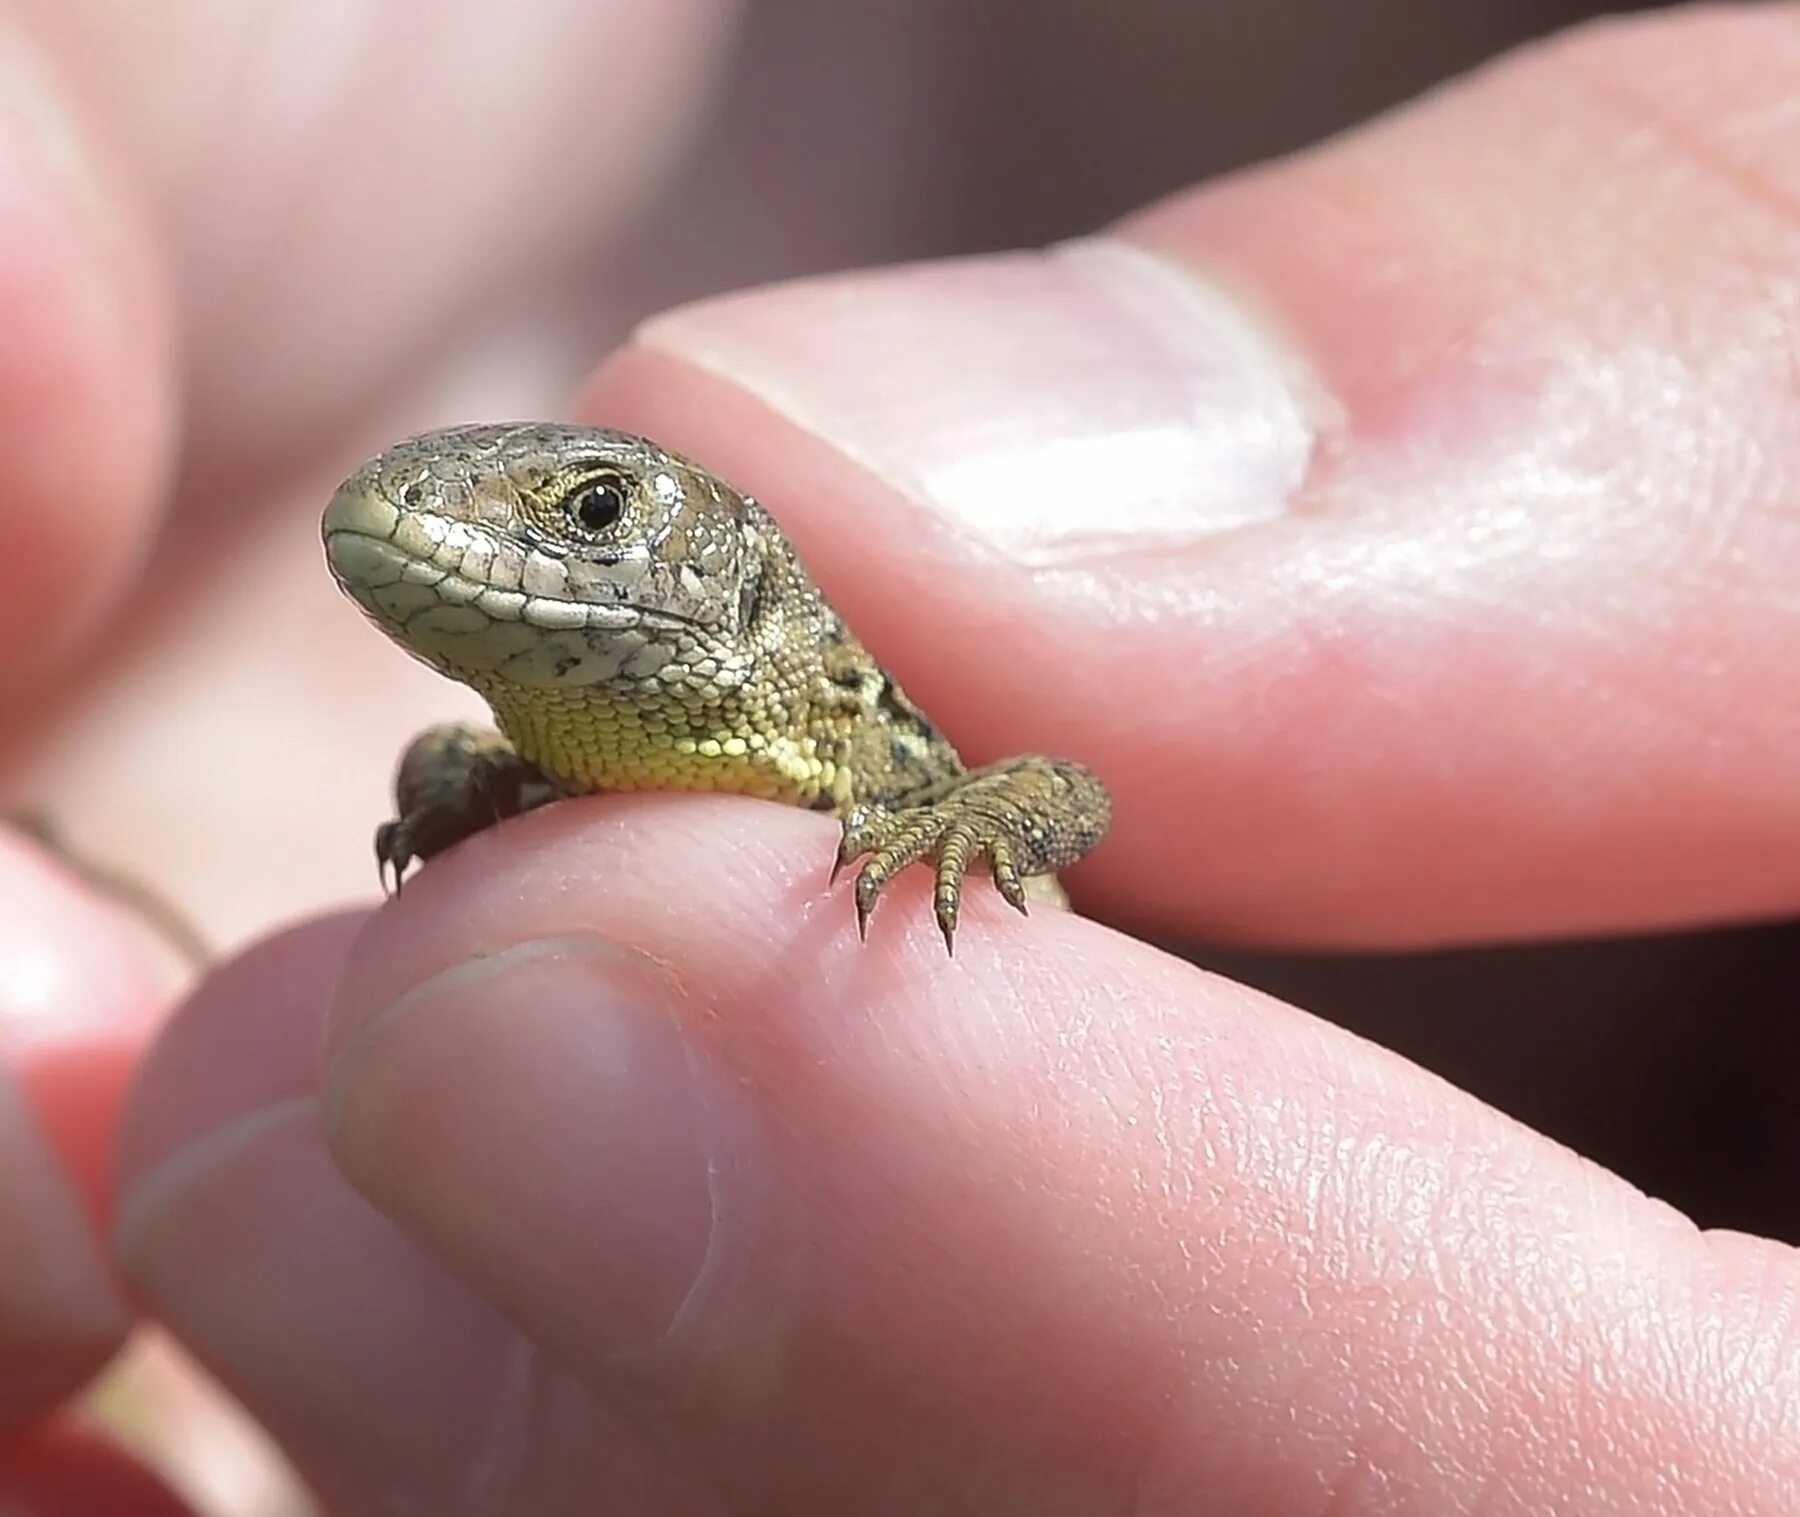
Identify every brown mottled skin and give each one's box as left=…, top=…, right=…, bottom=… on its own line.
left=322, top=422, right=1110, bottom=952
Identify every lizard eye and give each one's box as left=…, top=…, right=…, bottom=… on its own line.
left=569, top=474, right=629, bottom=534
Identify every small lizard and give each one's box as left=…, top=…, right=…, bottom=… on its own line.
left=321, top=422, right=1110, bottom=952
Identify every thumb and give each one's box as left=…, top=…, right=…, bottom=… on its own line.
left=581, top=4, right=1800, bottom=950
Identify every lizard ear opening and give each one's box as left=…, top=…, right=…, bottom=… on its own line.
left=737, top=557, right=765, bottom=633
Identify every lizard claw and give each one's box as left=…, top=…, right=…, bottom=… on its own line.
left=828, top=757, right=1107, bottom=954
left=372, top=722, right=560, bottom=898
left=374, top=821, right=410, bottom=897
left=852, top=860, right=887, bottom=941
left=830, top=830, right=855, bottom=886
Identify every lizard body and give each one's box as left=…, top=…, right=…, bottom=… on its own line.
left=322, top=422, right=1109, bottom=950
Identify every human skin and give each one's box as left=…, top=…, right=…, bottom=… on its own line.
left=4, top=2, right=1800, bottom=1513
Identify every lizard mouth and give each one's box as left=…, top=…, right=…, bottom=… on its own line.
left=324, top=526, right=712, bottom=639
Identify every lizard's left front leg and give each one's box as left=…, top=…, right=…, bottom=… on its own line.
left=834, top=755, right=1111, bottom=953
left=376, top=722, right=562, bottom=890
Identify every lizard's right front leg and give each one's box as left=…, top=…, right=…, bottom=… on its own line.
left=377, top=722, right=562, bottom=890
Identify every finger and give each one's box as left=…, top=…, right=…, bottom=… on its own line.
left=579, top=4, right=1800, bottom=949
left=0, top=832, right=174, bottom=1426
left=13, top=0, right=734, bottom=473
left=319, top=796, right=1797, bottom=1516
left=112, top=913, right=723, bottom=1516
left=0, top=23, right=172, bottom=686
left=0, top=1421, right=195, bottom=1517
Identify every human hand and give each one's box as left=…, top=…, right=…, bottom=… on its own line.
left=109, top=6, right=1800, bottom=1513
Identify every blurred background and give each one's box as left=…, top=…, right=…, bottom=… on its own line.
left=8, top=1, right=1790, bottom=1513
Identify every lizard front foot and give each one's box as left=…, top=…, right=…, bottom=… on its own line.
left=833, top=755, right=1111, bottom=954
left=377, top=722, right=561, bottom=890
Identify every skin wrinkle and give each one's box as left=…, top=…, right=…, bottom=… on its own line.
left=1150, top=1040, right=1536, bottom=1509
left=1677, top=1232, right=1800, bottom=1461
left=1726, top=1243, right=1800, bottom=1410
left=1565, top=35, right=1800, bottom=238
left=1238, top=1088, right=1737, bottom=1514
left=1538, top=28, right=1800, bottom=628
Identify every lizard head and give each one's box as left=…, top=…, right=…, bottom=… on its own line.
left=323, top=421, right=779, bottom=695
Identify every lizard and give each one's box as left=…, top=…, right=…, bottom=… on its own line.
left=320, top=421, right=1110, bottom=953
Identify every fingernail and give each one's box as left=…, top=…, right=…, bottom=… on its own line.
left=325, top=939, right=753, bottom=1361
left=639, top=237, right=1319, bottom=564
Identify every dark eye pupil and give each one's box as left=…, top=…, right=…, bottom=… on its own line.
left=574, top=480, right=625, bottom=531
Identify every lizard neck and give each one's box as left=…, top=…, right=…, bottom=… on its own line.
left=479, top=641, right=965, bottom=816
left=483, top=679, right=838, bottom=806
